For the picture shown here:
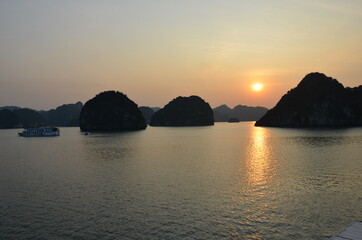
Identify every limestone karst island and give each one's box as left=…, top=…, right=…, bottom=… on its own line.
left=255, top=72, right=362, bottom=127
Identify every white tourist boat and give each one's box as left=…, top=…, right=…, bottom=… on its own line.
left=18, top=127, right=60, bottom=137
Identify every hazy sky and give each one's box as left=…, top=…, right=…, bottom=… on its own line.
left=1, top=0, right=362, bottom=110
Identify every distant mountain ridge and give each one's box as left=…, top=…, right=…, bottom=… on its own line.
left=0, top=102, right=83, bottom=129
left=0, top=106, right=21, bottom=111
left=139, top=106, right=154, bottom=124
left=41, top=102, right=83, bottom=127
left=213, top=104, right=268, bottom=122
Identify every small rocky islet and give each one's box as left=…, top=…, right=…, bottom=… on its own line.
left=79, top=91, right=147, bottom=131
left=150, top=95, right=214, bottom=126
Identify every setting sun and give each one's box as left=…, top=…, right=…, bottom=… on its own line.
left=252, top=83, right=263, bottom=91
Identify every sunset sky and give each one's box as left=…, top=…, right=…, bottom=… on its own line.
left=1, top=0, right=362, bottom=110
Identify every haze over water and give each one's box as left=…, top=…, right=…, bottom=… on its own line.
left=1, top=123, right=362, bottom=239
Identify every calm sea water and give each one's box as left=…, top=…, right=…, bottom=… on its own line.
left=1, top=122, right=362, bottom=239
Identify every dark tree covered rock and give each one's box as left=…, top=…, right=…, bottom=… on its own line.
left=139, top=106, right=154, bottom=124
left=0, top=109, right=21, bottom=128
left=150, top=96, right=214, bottom=126
left=255, top=72, right=362, bottom=127
left=79, top=91, right=146, bottom=131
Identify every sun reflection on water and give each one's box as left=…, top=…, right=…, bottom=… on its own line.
left=246, top=127, right=274, bottom=187
left=227, top=126, right=279, bottom=239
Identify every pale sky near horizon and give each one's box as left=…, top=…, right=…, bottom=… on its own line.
left=1, top=0, right=362, bottom=110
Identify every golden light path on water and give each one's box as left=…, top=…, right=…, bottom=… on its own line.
left=247, top=127, right=274, bottom=186
left=229, top=125, right=280, bottom=240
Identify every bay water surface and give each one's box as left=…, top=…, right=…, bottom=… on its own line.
left=1, top=122, right=362, bottom=239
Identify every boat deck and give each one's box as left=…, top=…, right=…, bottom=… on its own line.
left=331, top=222, right=362, bottom=240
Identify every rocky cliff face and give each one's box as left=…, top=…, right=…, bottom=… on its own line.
left=255, top=72, right=362, bottom=127
left=150, top=96, right=214, bottom=126
left=79, top=91, right=147, bottom=131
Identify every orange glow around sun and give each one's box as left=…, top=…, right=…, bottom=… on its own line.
left=252, top=83, right=263, bottom=91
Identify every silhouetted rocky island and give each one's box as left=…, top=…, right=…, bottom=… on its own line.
left=79, top=91, right=147, bottom=131
left=255, top=72, right=362, bottom=127
left=150, top=96, right=214, bottom=126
